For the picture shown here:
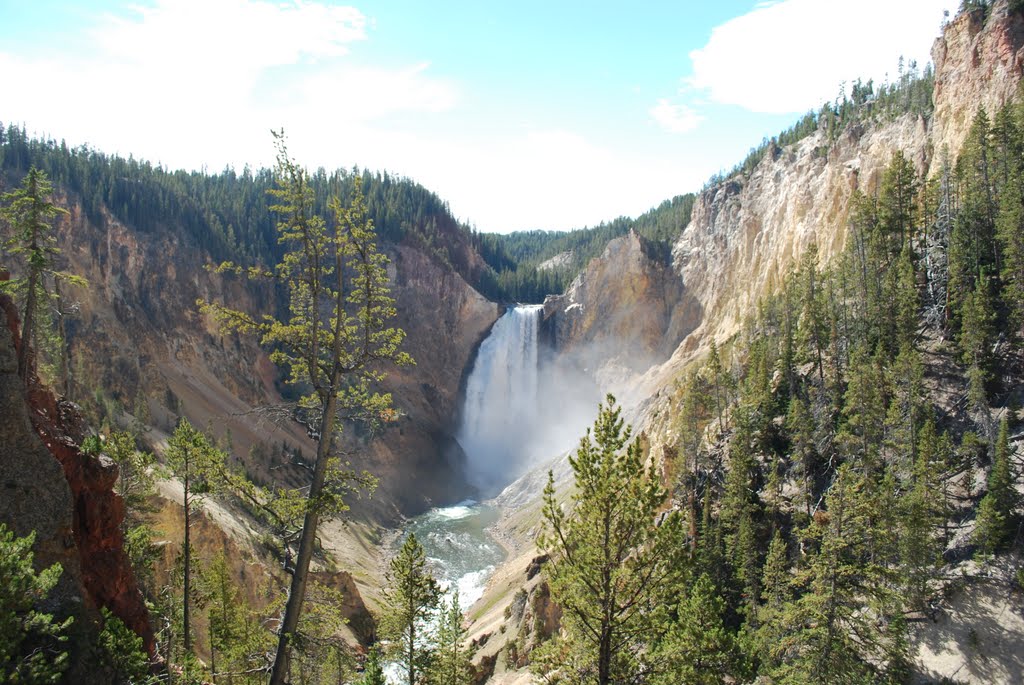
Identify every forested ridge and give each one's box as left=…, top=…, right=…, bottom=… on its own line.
left=0, top=48, right=940, bottom=310
left=0, top=123, right=694, bottom=305
left=4, top=2, right=1024, bottom=682
left=520, top=97, right=1024, bottom=683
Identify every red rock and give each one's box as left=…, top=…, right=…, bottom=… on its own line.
left=2, top=294, right=155, bottom=655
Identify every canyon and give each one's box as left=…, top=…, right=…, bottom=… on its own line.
left=3, top=2, right=1024, bottom=683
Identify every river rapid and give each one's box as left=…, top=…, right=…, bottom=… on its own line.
left=399, top=500, right=506, bottom=608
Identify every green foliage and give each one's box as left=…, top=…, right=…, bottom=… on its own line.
left=899, top=420, right=949, bottom=609
left=429, top=589, right=472, bottom=685
left=104, top=431, right=159, bottom=527
left=959, top=275, right=996, bottom=410
left=538, top=395, right=685, bottom=685
left=0, top=166, right=84, bottom=382
left=97, top=608, right=154, bottom=685
left=975, top=418, right=1019, bottom=552
left=165, top=419, right=225, bottom=504
left=0, top=524, right=72, bottom=684
left=202, top=554, right=259, bottom=682
left=380, top=533, right=441, bottom=685
left=765, top=467, right=903, bottom=684
left=654, top=574, right=740, bottom=685
left=358, top=645, right=387, bottom=685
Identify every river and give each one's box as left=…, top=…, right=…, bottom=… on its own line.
left=399, top=500, right=506, bottom=608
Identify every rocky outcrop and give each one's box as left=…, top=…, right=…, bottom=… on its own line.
left=542, top=230, right=701, bottom=394
left=0, top=292, right=153, bottom=678
left=543, top=2, right=1024, bottom=414
left=378, top=244, right=501, bottom=510
left=932, top=1, right=1024, bottom=159
left=671, top=114, right=930, bottom=349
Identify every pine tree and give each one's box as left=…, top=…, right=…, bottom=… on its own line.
left=538, top=395, right=685, bottom=685
left=200, top=132, right=411, bottom=684
left=797, top=246, right=828, bottom=384
left=786, top=397, right=818, bottom=520
left=959, top=274, right=996, bottom=412
left=654, top=574, right=738, bottom=685
left=202, top=553, right=266, bottom=684
left=677, top=371, right=710, bottom=549
left=898, top=421, right=945, bottom=611
left=0, top=524, right=73, bottom=684
left=705, top=340, right=731, bottom=435
left=768, top=466, right=904, bottom=684
left=103, top=431, right=158, bottom=531
left=975, top=418, right=1018, bottom=553
left=358, top=645, right=387, bottom=685
left=753, top=530, right=791, bottom=666
left=429, top=589, right=472, bottom=685
left=0, top=167, right=83, bottom=382
left=878, top=151, right=918, bottom=260
left=883, top=343, right=925, bottom=469
left=98, top=608, right=154, bottom=685
left=381, top=533, right=440, bottom=685
left=894, top=248, right=919, bottom=348
left=838, top=345, right=887, bottom=473
left=165, top=419, right=225, bottom=658
left=721, top=407, right=762, bottom=618
left=950, top=109, right=998, bottom=321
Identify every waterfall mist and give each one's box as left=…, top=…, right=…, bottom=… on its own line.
left=456, top=305, right=600, bottom=496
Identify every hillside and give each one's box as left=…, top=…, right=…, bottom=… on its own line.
left=3, top=1, right=1024, bottom=684
left=465, top=3, right=1024, bottom=683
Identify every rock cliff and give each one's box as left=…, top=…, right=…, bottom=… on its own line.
left=542, top=0, right=1024, bottom=408
left=541, top=230, right=701, bottom=396
left=0, top=291, right=153, bottom=680
left=52, top=194, right=498, bottom=517
left=932, top=1, right=1024, bottom=158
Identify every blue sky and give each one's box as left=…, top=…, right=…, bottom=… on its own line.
left=0, top=0, right=958, bottom=232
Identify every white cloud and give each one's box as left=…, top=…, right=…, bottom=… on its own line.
left=0, top=0, right=678, bottom=234
left=0, top=0, right=456, bottom=174
left=388, top=129, right=696, bottom=233
left=93, top=0, right=367, bottom=69
left=649, top=99, right=703, bottom=133
left=687, top=0, right=960, bottom=114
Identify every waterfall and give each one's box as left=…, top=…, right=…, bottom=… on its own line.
left=457, top=305, right=543, bottom=495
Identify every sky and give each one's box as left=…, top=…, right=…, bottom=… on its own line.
left=0, top=0, right=960, bottom=233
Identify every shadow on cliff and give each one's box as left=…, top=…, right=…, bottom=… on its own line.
left=0, top=285, right=154, bottom=678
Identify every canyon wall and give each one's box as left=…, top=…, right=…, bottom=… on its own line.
left=0, top=292, right=152, bottom=682
left=52, top=195, right=498, bottom=518
left=542, top=0, right=1024, bottom=415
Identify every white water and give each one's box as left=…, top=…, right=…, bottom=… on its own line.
left=383, top=305, right=602, bottom=682
left=384, top=501, right=505, bottom=684
left=456, top=305, right=544, bottom=496
left=403, top=500, right=504, bottom=607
